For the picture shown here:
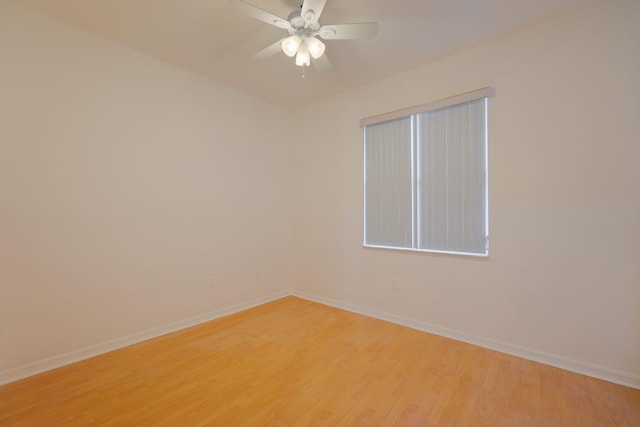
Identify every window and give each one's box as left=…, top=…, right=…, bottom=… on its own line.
left=362, top=88, right=493, bottom=256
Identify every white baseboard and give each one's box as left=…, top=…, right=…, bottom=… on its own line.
left=291, top=290, right=640, bottom=390
left=3, top=289, right=638, bottom=390
left=0, top=291, right=289, bottom=386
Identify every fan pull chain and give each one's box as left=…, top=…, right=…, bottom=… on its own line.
left=302, top=65, right=306, bottom=79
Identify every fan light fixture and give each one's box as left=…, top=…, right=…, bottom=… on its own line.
left=281, top=35, right=302, bottom=57
left=305, top=37, right=326, bottom=58
left=282, top=35, right=324, bottom=67
left=295, top=43, right=311, bottom=66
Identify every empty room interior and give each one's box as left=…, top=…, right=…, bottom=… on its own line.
left=1, top=0, right=639, bottom=425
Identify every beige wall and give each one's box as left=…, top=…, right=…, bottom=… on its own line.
left=292, top=0, right=640, bottom=384
left=0, top=1, right=293, bottom=375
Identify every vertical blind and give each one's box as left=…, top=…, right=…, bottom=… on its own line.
left=364, top=117, right=413, bottom=248
left=363, top=89, right=490, bottom=256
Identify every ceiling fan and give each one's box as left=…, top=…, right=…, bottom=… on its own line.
left=229, top=0, right=378, bottom=71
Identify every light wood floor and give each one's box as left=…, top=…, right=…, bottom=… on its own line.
left=1, top=297, right=638, bottom=426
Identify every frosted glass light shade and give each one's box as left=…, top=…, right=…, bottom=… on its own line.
left=295, top=43, right=311, bottom=66
left=281, top=35, right=302, bottom=57
left=305, top=37, right=325, bottom=59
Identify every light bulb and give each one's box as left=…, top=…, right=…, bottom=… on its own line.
left=295, top=43, right=311, bottom=67
left=305, top=37, right=325, bottom=59
left=281, top=35, right=301, bottom=57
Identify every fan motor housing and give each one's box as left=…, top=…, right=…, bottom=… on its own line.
left=287, top=10, right=319, bottom=32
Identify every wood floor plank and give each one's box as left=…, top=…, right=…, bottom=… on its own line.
left=1, top=296, right=638, bottom=426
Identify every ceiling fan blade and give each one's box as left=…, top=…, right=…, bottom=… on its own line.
left=301, top=0, right=327, bottom=24
left=312, top=54, right=331, bottom=72
left=318, top=22, right=379, bottom=40
left=229, top=0, right=291, bottom=31
left=253, top=39, right=285, bottom=60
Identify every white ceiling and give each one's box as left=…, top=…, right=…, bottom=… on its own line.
left=13, top=0, right=599, bottom=109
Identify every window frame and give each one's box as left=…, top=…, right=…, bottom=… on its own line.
left=362, top=88, right=493, bottom=257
